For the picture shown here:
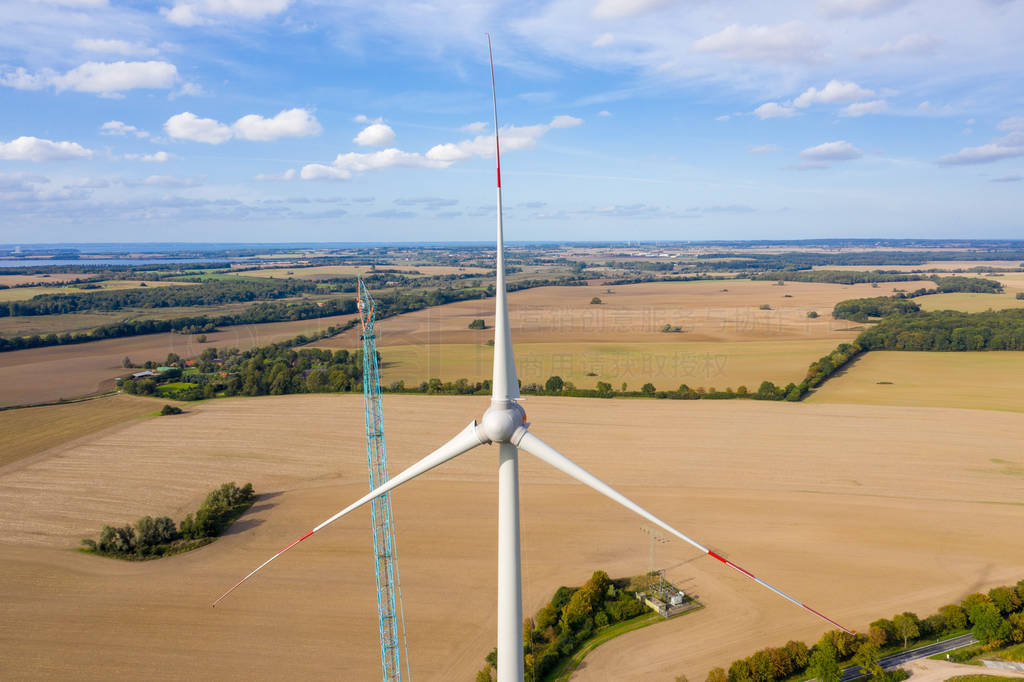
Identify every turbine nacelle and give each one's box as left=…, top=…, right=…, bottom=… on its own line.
left=479, top=401, right=527, bottom=444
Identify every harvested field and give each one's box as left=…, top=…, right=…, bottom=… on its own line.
left=0, top=313, right=356, bottom=407
left=1, top=395, right=1023, bottom=680
left=311, top=279, right=926, bottom=388
left=0, top=394, right=169, bottom=470
left=239, top=264, right=491, bottom=279
left=0, top=273, right=90, bottom=286
left=0, top=280, right=196, bottom=302
left=917, top=292, right=1024, bottom=313
left=807, top=351, right=1024, bottom=413
left=812, top=261, right=1024, bottom=272
left=375, top=339, right=843, bottom=390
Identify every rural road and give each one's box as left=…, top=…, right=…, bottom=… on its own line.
left=840, top=633, right=978, bottom=681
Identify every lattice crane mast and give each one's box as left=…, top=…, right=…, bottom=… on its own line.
left=357, top=279, right=410, bottom=682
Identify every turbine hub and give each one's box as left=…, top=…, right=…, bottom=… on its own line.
left=480, top=401, right=526, bottom=443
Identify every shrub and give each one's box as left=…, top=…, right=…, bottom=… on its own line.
left=807, top=311, right=819, bottom=318
left=468, top=319, right=486, bottom=329
left=160, top=404, right=183, bottom=415
left=590, top=297, right=602, bottom=304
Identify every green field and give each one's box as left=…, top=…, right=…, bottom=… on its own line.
left=917, top=292, right=1024, bottom=313
left=807, top=350, right=1024, bottom=413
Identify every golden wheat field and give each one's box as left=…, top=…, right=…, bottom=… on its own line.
left=311, top=279, right=931, bottom=390
left=1, top=394, right=1022, bottom=681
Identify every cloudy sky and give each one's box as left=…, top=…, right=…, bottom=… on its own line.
left=1, top=0, right=1022, bottom=243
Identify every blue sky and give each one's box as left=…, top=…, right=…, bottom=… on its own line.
left=1, top=0, right=1022, bottom=243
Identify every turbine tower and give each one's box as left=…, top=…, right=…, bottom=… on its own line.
left=214, top=36, right=852, bottom=682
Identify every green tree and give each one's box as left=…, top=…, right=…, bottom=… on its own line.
left=468, top=319, right=486, bottom=330
left=641, top=382, right=656, bottom=395
left=969, top=602, right=1012, bottom=644
left=989, top=586, right=1023, bottom=615
left=595, top=381, right=613, bottom=396
left=706, top=667, right=727, bottom=682
left=590, top=297, right=602, bottom=304
left=893, top=613, right=920, bottom=648
left=939, top=604, right=967, bottom=631
left=807, top=641, right=841, bottom=682
left=853, top=642, right=883, bottom=679
left=807, top=311, right=819, bottom=318
left=544, top=375, right=564, bottom=393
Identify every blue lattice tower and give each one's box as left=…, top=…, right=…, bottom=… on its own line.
left=358, top=279, right=409, bottom=682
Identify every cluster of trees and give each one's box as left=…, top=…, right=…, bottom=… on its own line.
left=476, top=571, right=649, bottom=682
left=704, top=580, right=1024, bottom=682
left=123, top=344, right=366, bottom=400
left=833, top=297, right=922, bottom=321
left=3, top=278, right=325, bottom=316
left=858, top=309, right=1024, bottom=351
left=80, top=482, right=255, bottom=560
left=752, top=270, right=925, bottom=285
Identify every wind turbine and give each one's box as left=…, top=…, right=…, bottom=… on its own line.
left=214, top=36, right=852, bottom=681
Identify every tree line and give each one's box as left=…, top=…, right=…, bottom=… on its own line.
left=704, top=578, right=1024, bottom=682
left=80, top=482, right=255, bottom=560
left=2, top=278, right=327, bottom=316
left=475, top=570, right=651, bottom=682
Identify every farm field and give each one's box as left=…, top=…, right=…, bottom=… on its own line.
left=917, top=292, right=1024, bottom=313
left=0, top=394, right=170, bottom=470
left=238, top=264, right=492, bottom=279
left=811, top=261, right=1024, bottom=272
left=0, top=395, right=1022, bottom=680
left=0, top=273, right=91, bottom=286
left=0, top=280, right=197, bottom=302
left=373, top=339, right=844, bottom=390
left=312, top=279, right=926, bottom=388
left=807, top=351, right=1024, bottom=413
left=0, top=312, right=356, bottom=407
left=0, top=296, right=331, bottom=338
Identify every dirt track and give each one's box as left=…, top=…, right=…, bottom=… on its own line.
left=2, top=395, right=1023, bottom=680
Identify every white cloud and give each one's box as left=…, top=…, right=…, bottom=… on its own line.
left=353, top=122, right=396, bottom=147
left=165, top=112, right=233, bottom=144
left=0, top=67, right=52, bottom=90
left=692, top=22, right=821, bottom=63
left=820, top=0, right=908, bottom=17
left=715, top=114, right=730, bottom=121
left=592, top=33, right=615, bottom=47
left=135, top=175, right=201, bottom=187
left=425, top=115, right=582, bottom=163
left=353, top=114, right=370, bottom=123
left=173, top=82, right=204, bottom=98
left=233, top=108, right=322, bottom=141
left=126, top=151, right=175, bottom=163
left=162, top=0, right=293, bottom=26
left=598, top=110, right=612, bottom=117
left=794, top=80, right=874, bottom=107
left=840, top=99, right=888, bottom=117
left=998, top=117, right=1024, bottom=132
left=165, top=109, right=320, bottom=144
left=461, top=121, right=488, bottom=133
left=50, top=61, right=177, bottom=95
left=860, top=33, right=941, bottom=57
left=592, top=0, right=676, bottom=20
left=100, top=121, right=149, bottom=138
left=301, top=148, right=448, bottom=181
left=0, top=136, right=93, bottom=161
left=73, top=38, right=158, bottom=57
left=938, top=116, right=1024, bottom=165
left=255, top=169, right=296, bottom=181
left=750, top=144, right=782, bottom=154
left=300, top=164, right=350, bottom=181
left=754, top=102, right=796, bottom=119
left=800, top=140, right=863, bottom=161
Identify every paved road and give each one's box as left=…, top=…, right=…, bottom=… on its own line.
left=840, top=633, right=978, bottom=681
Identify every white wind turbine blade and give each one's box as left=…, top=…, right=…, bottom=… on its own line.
left=213, top=421, right=486, bottom=606
left=515, top=429, right=854, bottom=634
left=487, top=32, right=519, bottom=404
